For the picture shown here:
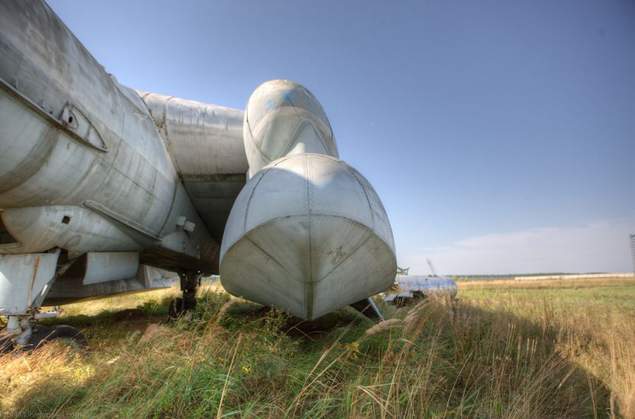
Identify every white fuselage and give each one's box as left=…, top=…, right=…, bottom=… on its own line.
left=0, top=1, right=221, bottom=273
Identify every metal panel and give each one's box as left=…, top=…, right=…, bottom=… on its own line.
left=140, top=91, right=247, bottom=176
left=1, top=206, right=141, bottom=257
left=221, top=80, right=397, bottom=320
left=181, top=174, right=246, bottom=242
left=0, top=250, right=60, bottom=315
left=83, top=252, right=139, bottom=285
left=242, top=80, right=338, bottom=177
left=140, top=92, right=248, bottom=243
left=0, top=1, right=218, bottom=274
left=0, top=2, right=178, bottom=235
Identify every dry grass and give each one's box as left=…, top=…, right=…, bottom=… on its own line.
left=0, top=277, right=634, bottom=418
left=458, top=276, right=635, bottom=290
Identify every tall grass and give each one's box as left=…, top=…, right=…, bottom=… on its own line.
left=1, top=278, right=634, bottom=418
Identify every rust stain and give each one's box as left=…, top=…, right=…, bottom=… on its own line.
left=27, top=255, right=41, bottom=308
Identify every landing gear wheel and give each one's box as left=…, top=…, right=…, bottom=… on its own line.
left=1, top=325, right=87, bottom=352
left=27, top=325, right=87, bottom=350
left=168, top=297, right=197, bottom=319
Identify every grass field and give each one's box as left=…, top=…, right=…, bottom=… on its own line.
left=1, top=277, right=634, bottom=418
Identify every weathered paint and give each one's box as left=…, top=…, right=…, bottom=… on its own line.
left=1, top=206, right=141, bottom=257
left=1, top=2, right=397, bottom=321
left=0, top=250, right=60, bottom=315
left=0, top=0, right=218, bottom=273
left=139, top=92, right=248, bottom=243
left=243, top=80, right=338, bottom=177
left=221, top=81, right=397, bottom=320
left=83, top=252, right=139, bottom=285
left=140, top=91, right=247, bottom=177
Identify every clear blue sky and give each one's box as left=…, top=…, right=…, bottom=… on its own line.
left=48, top=0, right=635, bottom=274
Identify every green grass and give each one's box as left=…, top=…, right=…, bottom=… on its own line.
left=462, top=283, right=635, bottom=312
left=1, top=278, right=634, bottom=418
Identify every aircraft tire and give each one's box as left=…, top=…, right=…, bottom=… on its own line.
left=28, top=325, right=88, bottom=350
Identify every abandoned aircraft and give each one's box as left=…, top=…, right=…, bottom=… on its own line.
left=383, top=276, right=458, bottom=306
left=0, top=0, right=397, bottom=348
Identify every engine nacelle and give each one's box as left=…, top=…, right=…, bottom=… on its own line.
left=221, top=80, right=397, bottom=320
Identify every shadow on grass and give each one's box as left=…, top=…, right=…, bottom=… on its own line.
left=3, top=294, right=616, bottom=418
left=220, top=300, right=366, bottom=338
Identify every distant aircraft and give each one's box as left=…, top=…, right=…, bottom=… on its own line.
left=0, top=0, right=396, bottom=348
left=384, top=259, right=458, bottom=305
left=383, top=276, right=458, bottom=306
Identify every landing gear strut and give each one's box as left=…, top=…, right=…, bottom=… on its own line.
left=0, top=250, right=87, bottom=352
left=351, top=298, right=385, bottom=321
left=168, top=271, right=202, bottom=319
left=0, top=311, right=86, bottom=353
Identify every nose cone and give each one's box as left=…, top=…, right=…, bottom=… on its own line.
left=220, top=153, right=396, bottom=320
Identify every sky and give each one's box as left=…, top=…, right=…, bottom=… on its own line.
left=48, top=0, right=635, bottom=274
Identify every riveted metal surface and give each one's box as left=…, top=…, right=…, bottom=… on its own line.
left=243, top=80, right=338, bottom=177
left=0, top=250, right=60, bottom=315
left=139, top=92, right=248, bottom=243
left=83, top=252, right=140, bottom=285
left=0, top=0, right=218, bottom=274
left=221, top=80, right=396, bottom=319
left=0, top=1, right=177, bottom=234
left=0, top=2, right=397, bottom=319
left=140, top=91, right=247, bottom=176
left=1, top=206, right=141, bottom=257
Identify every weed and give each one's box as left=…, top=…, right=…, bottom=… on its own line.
left=1, top=278, right=633, bottom=418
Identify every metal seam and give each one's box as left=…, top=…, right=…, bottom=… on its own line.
left=244, top=109, right=276, bottom=165
left=344, top=163, right=376, bottom=231
left=304, top=153, right=314, bottom=318
left=241, top=169, right=269, bottom=234
left=317, top=228, right=373, bottom=283
left=221, top=214, right=396, bottom=284
left=240, top=153, right=299, bottom=234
